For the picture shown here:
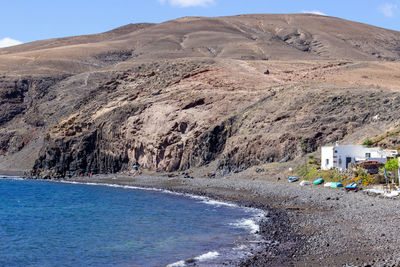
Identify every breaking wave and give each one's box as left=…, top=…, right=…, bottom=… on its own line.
left=59, top=181, right=242, bottom=209
left=166, top=251, right=220, bottom=267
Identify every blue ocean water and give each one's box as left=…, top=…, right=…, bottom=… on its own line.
left=0, top=178, right=262, bottom=267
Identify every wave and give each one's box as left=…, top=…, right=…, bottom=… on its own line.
left=0, top=175, right=23, bottom=180
left=166, top=260, right=185, bottom=267
left=231, top=218, right=260, bottom=234
left=59, top=181, right=243, bottom=209
left=166, top=251, right=220, bottom=267
left=195, top=251, right=219, bottom=261
left=233, top=244, right=248, bottom=250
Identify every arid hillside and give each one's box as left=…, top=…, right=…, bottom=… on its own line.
left=0, top=14, right=400, bottom=177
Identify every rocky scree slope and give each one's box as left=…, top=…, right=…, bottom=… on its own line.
left=32, top=60, right=400, bottom=178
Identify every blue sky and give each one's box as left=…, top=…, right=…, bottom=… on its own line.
left=1, top=0, right=399, bottom=47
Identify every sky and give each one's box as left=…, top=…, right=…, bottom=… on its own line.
left=1, top=0, right=399, bottom=48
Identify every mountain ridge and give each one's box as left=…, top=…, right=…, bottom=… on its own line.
left=0, top=14, right=399, bottom=177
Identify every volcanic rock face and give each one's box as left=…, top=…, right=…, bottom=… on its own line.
left=1, top=14, right=400, bottom=176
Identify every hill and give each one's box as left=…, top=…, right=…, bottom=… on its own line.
left=0, top=14, right=400, bottom=177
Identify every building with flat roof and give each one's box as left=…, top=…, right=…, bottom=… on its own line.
left=321, top=145, right=398, bottom=171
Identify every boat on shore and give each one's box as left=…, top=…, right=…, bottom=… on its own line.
left=300, top=180, right=311, bottom=186
left=345, top=182, right=358, bottom=191
left=288, top=177, right=299, bottom=183
left=330, top=182, right=344, bottom=188
left=313, top=178, right=324, bottom=185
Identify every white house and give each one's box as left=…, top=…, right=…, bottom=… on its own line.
left=321, top=145, right=398, bottom=171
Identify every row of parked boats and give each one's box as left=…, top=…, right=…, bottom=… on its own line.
left=288, top=177, right=358, bottom=191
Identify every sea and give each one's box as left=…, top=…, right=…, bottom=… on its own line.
left=0, top=177, right=265, bottom=267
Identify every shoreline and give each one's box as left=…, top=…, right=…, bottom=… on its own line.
left=44, top=176, right=294, bottom=266
left=6, top=173, right=400, bottom=266
left=63, top=174, right=400, bottom=266
left=3, top=175, right=268, bottom=266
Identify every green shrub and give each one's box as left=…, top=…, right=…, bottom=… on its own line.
left=294, top=164, right=348, bottom=182
left=384, top=158, right=399, bottom=172
left=308, top=159, right=318, bottom=165
left=363, top=139, right=373, bottom=147
left=387, top=129, right=400, bottom=137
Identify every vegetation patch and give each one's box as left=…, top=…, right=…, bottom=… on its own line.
left=294, top=156, right=398, bottom=186
left=363, top=127, right=400, bottom=148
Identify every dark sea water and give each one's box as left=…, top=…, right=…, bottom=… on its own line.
left=0, top=178, right=263, bottom=267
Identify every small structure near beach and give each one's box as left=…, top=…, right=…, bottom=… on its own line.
left=357, top=160, right=384, bottom=174
left=321, top=144, right=397, bottom=171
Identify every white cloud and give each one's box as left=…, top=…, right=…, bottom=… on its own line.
left=158, top=0, right=215, bottom=7
left=379, top=3, right=398, bottom=17
left=0, top=37, right=23, bottom=48
left=301, top=10, right=326, bottom=16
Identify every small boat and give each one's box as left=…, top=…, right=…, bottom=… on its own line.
left=300, top=180, right=311, bottom=186
left=345, top=182, right=358, bottom=191
left=288, top=176, right=299, bottom=183
left=324, top=182, right=332, bottom=187
left=313, top=178, right=324, bottom=185
left=330, top=182, right=344, bottom=188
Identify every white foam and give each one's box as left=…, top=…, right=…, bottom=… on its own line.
left=201, top=199, right=238, bottom=207
left=233, top=244, right=248, bottom=250
left=166, top=260, right=185, bottom=267
left=1, top=175, right=23, bottom=180
left=195, top=251, right=220, bottom=261
left=166, top=251, right=219, bottom=267
left=231, top=218, right=259, bottom=234
left=59, top=180, right=242, bottom=209
left=60, top=180, right=165, bottom=192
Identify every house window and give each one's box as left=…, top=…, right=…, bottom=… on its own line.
left=339, top=158, right=342, bottom=165
left=365, top=153, right=371, bottom=158
left=326, top=159, right=329, bottom=165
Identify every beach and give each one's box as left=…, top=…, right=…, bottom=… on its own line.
left=66, top=174, right=400, bottom=266
left=2, top=8, right=400, bottom=267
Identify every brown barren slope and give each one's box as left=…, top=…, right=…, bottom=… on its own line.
left=0, top=14, right=399, bottom=176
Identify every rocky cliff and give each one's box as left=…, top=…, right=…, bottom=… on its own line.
left=1, top=14, right=400, bottom=177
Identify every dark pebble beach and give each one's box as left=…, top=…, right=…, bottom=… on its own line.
left=57, top=174, right=400, bottom=266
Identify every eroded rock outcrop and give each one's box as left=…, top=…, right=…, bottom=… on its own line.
left=0, top=75, right=68, bottom=158
left=30, top=58, right=400, bottom=178
left=1, top=14, right=400, bottom=176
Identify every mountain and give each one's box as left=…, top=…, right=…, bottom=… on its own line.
left=0, top=14, right=400, bottom=177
